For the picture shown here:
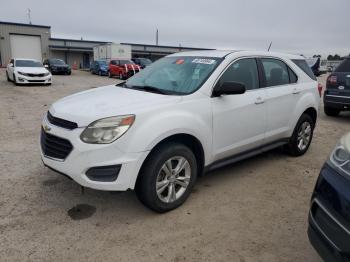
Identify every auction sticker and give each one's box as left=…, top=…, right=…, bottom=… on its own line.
left=192, top=58, right=216, bottom=65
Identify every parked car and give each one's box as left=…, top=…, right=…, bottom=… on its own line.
left=132, top=58, right=152, bottom=69
left=90, top=60, right=108, bottom=76
left=43, top=58, right=71, bottom=75
left=6, top=58, right=52, bottom=85
left=324, top=57, right=350, bottom=116
left=40, top=50, right=320, bottom=212
left=308, top=132, right=350, bottom=262
left=108, top=59, right=141, bottom=79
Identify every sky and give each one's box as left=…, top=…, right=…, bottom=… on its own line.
left=0, top=0, right=349, bottom=57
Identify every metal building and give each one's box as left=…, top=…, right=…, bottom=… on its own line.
left=0, top=21, right=212, bottom=68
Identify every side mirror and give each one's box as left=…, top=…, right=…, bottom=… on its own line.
left=213, top=81, right=246, bottom=97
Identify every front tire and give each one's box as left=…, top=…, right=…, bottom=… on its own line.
left=108, top=71, right=112, bottom=78
left=324, top=106, right=340, bottom=117
left=6, top=71, right=10, bottom=82
left=135, top=142, right=197, bottom=213
left=98, top=70, right=102, bottom=76
left=286, top=114, right=314, bottom=156
left=13, top=73, right=18, bottom=85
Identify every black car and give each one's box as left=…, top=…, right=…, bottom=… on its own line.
left=43, top=58, right=71, bottom=75
left=132, top=58, right=152, bottom=68
left=308, top=132, right=350, bottom=262
left=324, top=57, right=350, bottom=116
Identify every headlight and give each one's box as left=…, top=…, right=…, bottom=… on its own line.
left=17, top=71, right=27, bottom=76
left=80, top=115, right=135, bottom=144
left=329, top=133, right=350, bottom=175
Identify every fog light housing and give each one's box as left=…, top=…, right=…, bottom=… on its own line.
left=85, top=165, right=121, bottom=182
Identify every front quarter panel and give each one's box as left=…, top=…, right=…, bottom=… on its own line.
left=115, top=97, right=213, bottom=165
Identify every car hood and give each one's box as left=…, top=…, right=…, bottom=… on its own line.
left=16, top=67, right=49, bottom=74
left=49, top=85, right=182, bottom=127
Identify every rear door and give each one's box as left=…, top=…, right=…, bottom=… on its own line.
left=260, top=57, right=299, bottom=143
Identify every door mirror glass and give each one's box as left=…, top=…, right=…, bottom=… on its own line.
left=213, top=81, right=246, bottom=97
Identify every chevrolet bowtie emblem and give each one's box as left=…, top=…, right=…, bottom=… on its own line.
left=43, top=125, right=51, bottom=132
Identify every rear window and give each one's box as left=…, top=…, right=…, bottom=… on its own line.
left=292, top=59, right=316, bottom=80
left=334, top=59, right=350, bottom=72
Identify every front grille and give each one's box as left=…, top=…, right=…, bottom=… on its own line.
left=41, top=128, right=73, bottom=160
left=28, top=80, right=45, bottom=83
left=47, top=111, right=78, bottom=130
left=27, top=73, right=45, bottom=77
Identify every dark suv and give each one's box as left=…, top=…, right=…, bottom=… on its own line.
left=43, top=59, right=71, bottom=75
left=324, top=57, right=350, bottom=116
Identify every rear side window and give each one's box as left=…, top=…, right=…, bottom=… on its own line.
left=334, top=59, right=350, bottom=72
left=261, top=58, right=290, bottom=87
left=292, top=59, right=317, bottom=80
left=218, top=58, right=259, bottom=90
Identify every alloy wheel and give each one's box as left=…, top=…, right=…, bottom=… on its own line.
left=297, top=121, right=312, bottom=151
left=156, top=156, right=191, bottom=203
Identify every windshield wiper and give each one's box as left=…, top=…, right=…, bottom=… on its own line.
left=129, top=85, right=168, bottom=95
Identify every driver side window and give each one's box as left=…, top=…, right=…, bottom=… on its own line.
left=217, top=58, right=259, bottom=90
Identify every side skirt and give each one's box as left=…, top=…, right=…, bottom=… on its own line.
left=204, top=139, right=289, bottom=173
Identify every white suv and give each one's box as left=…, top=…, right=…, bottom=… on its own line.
left=40, top=50, right=321, bottom=212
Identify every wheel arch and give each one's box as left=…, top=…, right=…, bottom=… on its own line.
left=135, top=133, right=205, bottom=189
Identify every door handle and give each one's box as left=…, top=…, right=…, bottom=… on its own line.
left=255, top=97, right=265, bottom=105
left=292, top=88, right=301, bottom=94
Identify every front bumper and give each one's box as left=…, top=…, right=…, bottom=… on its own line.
left=40, top=117, right=149, bottom=191
left=16, top=73, right=52, bottom=84
left=308, top=163, right=350, bottom=262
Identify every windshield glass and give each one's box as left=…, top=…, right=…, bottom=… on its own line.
left=120, top=60, right=135, bottom=65
left=49, top=59, right=65, bottom=65
left=97, top=61, right=107, bottom=66
left=139, top=58, right=152, bottom=65
left=15, top=60, right=43, bottom=67
left=335, top=59, right=350, bottom=72
left=125, top=56, right=221, bottom=95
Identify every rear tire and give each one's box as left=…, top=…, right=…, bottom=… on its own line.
left=286, top=114, right=314, bottom=156
left=324, top=106, right=340, bottom=117
left=135, top=142, right=197, bottom=213
left=119, top=73, right=124, bottom=80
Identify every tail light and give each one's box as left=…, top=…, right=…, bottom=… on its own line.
left=327, top=75, right=337, bottom=85
left=317, top=83, right=323, bottom=97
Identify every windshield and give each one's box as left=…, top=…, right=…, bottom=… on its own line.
left=125, top=56, right=221, bottom=95
left=15, top=60, right=43, bottom=67
left=335, top=59, right=350, bottom=72
left=49, top=59, right=65, bottom=65
left=120, top=60, right=135, bottom=65
left=97, top=61, right=107, bottom=66
left=139, top=58, right=152, bottom=65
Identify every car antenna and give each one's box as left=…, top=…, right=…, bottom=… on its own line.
left=267, top=41, right=272, bottom=52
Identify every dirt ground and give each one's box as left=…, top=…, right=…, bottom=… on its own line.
left=0, top=69, right=349, bottom=262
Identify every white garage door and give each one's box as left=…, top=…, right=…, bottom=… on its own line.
left=10, top=34, right=42, bottom=61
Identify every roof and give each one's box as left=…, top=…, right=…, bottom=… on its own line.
left=168, top=50, right=305, bottom=59
left=121, top=42, right=213, bottom=51
left=50, top=37, right=109, bottom=44
left=0, top=21, right=50, bottom=29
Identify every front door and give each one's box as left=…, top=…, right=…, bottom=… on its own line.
left=212, top=58, right=267, bottom=161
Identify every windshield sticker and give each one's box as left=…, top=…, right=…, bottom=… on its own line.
left=192, top=58, right=216, bottom=65
left=175, top=59, right=185, bottom=65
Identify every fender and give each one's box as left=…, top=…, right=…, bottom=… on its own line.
left=116, top=99, right=213, bottom=165
left=288, top=83, right=320, bottom=136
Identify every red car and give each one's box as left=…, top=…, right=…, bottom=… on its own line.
left=108, top=59, right=141, bottom=79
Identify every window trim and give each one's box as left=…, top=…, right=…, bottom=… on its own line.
left=211, top=56, right=262, bottom=97
left=258, top=56, right=299, bottom=88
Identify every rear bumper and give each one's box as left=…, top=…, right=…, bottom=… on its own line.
left=324, top=94, right=350, bottom=110
left=308, top=163, right=350, bottom=262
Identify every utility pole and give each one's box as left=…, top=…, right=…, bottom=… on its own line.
left=156, top=28, right=158, bottom=46
left=27, top=8, right=32, bottom=24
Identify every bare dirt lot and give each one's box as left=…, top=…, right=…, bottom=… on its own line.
left=0, top=69, right=349, bottom=262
